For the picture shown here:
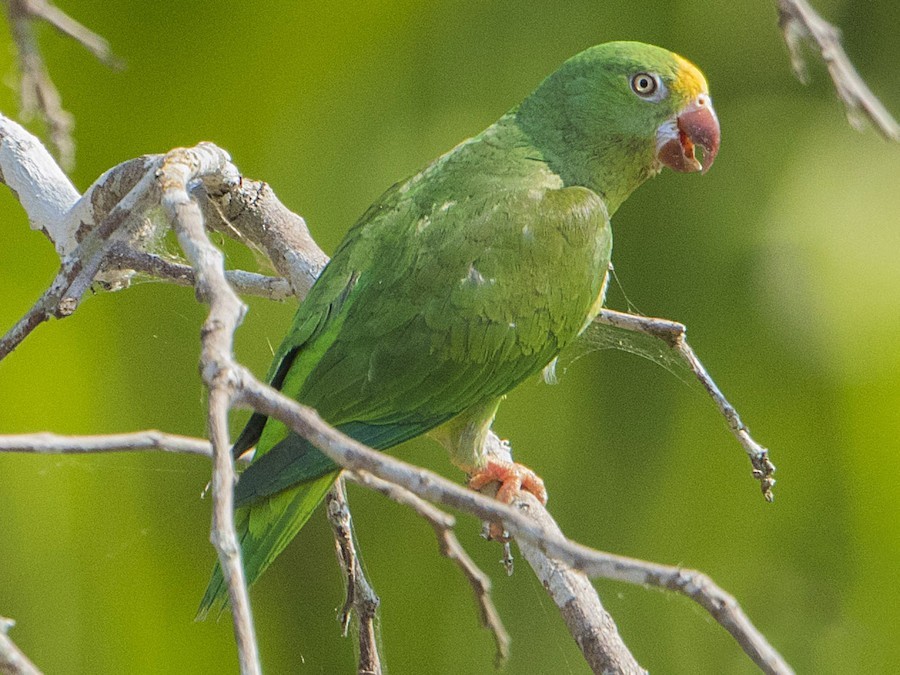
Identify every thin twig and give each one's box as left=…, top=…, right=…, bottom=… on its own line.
left=326, top=479, right=383, bottom=675
left=157, top=145, right=261, bottom=675
left=18, top=0, right=119, bottom=66
left=596, top=309, right=776, bottom=501
left=346, top=470, right=511, bottom=667
left=0, top=617, right=41, bottom=675
left=238, top=372, right=793, bottom=675
left=106, top=244, right=295, bottom=301
left=0, top=431, right=211, bottom=457
left=3, top=0, right=121, bottom=167
left=777, top=0, right=899, bottom=141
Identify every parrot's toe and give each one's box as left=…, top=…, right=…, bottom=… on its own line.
left=468, top=459, right=548, bottom=505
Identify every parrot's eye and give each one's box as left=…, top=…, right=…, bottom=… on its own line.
left=630, top=73, right=659, bottom=97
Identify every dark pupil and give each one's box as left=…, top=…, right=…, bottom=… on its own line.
left=639, top=77, right=650, bottom=90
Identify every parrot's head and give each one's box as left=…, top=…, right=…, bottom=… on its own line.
left=516, top=41, right=720, bottom=211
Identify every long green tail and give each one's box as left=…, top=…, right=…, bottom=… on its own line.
left=196, top=470, right=339, bottom=619
left=196, top=419, right=439, bottom=619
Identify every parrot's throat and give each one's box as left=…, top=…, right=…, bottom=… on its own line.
left=512, top=107, right=654, bottom=217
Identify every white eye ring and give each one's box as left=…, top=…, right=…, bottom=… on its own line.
left=630, top=72, right=659, bottom=97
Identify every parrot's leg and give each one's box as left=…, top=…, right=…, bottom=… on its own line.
left=430, top=397, right=547, bottom=505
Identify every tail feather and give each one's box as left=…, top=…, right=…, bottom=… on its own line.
left=197, top=420, right=437, bottom=619
left=196, top=471, right=340, bottom=619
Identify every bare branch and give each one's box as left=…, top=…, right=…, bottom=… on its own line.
left=0, top=617, right=41, bottom=675
left=0, top=431, right=212, bottom=457
left=596, top=309, right=776, bottom=501
left=157, top=145, right=260, bottom=675
left=0, top=281, right=63, bottom=362
left=17, top=0, right=119, bottom=66
left=777, top=0, right=900, bottom=141
left=0, top=121, right=292, bottom=305
left=346, top=470, right=511, bottom=666
left=238, top=372, right=793, bottom=674
left=0, top=249, right=100, bottom=361
left=106, top=244, right=295, bottom=301
left=0, top=145, right=162, bottom=362
left=2, top=0, right=120, bottom=167
left=0, top=114, right=79, bottom=250
left=511, top=491, right=645, bottom=674
left=326, top=479, right=383, bottom=675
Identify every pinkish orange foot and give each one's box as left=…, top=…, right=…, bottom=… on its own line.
left=468, top=460, right=548, bottom=505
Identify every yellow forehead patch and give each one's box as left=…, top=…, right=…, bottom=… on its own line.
left=671, top=54, right=708, bottom=99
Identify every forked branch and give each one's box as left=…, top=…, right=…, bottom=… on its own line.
left=345, top=470, right=512, bottom=666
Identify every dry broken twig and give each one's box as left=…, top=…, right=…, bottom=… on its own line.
left=777, top=0, right=900, bottom=141
left=345, top=470, right=512, bottom=667
left=326, top=479, right=383, bottom=675
left=595, top=310, right=776, bottom=501
left=3, top=0, right=120, bottom=168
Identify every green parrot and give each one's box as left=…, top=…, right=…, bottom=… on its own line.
left=198, top=40, right=719, bottom=616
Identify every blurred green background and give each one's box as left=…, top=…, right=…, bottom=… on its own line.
left=1, top=0, right=898, bottom=672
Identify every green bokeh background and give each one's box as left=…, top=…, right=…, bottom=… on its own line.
left=1, top=1, right=898, bottom=672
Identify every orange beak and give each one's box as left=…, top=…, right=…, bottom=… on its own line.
left=656, top=94, right=720, bottom=174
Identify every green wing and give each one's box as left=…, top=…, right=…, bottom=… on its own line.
left=237, top=185, right=611, bottom=501
left=199, top=181, right=611, bottom=617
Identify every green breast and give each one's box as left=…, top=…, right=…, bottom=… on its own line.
left=269, top=117, right=614, bottom=436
